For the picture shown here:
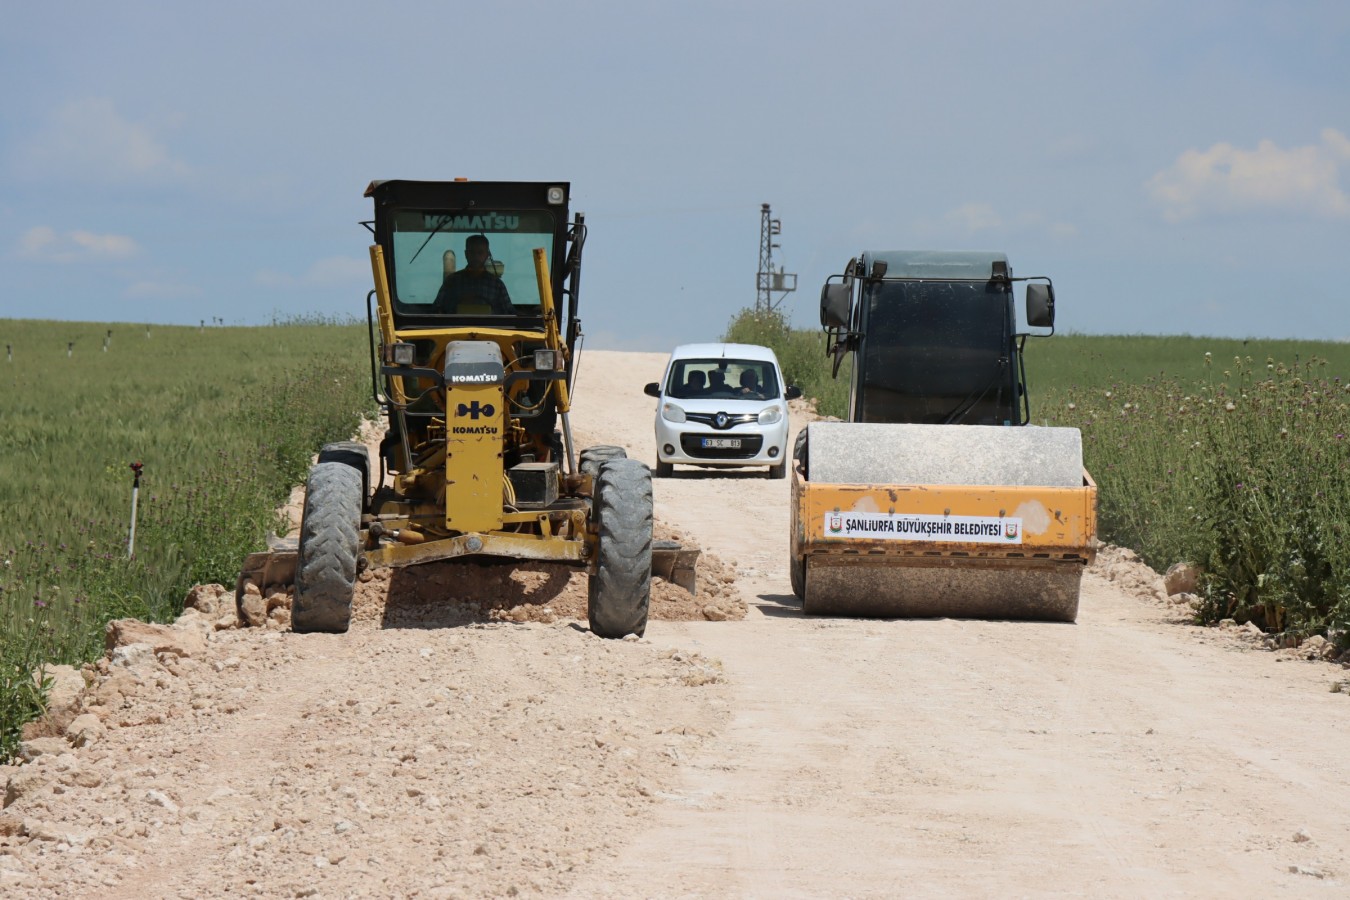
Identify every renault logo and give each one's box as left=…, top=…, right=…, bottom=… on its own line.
left=715, top=412, right=729, bottom=428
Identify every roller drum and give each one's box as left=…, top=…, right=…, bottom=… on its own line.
left=798, top=421, right=1089, bottom=622
left=803, top=560, right=1081, bottom=622
left=807, top=422, right=1083, bottom=488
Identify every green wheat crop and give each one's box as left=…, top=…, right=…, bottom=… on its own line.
left=0, top=319, right=376, bottom=760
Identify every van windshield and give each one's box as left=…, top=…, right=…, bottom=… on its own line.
left=665, top=358, right=780, bottom=401
left=388, top=209, right=556, bottom=317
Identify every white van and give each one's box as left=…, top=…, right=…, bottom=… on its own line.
left=643, top=343, right=801, bottom=479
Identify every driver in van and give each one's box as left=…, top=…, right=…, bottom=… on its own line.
left=434, top=234, right=514, bottom=314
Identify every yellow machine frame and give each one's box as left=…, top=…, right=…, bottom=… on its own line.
left=793, top=470, right=1097, bottom=570
left=366, top=244, right=592, bottom=571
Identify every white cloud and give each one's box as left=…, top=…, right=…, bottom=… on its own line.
left=15, top=98, right=192, bottom=184
left=255, top=256, right=370, bottom=288
left=1147, top=129, right=1350, bottom=222
left=17, top=225, right=139, bottom=262
left=944, top=203, right=1002, bottom=232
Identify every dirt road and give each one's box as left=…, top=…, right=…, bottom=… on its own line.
left=3, top=350, right=1348, bottom=898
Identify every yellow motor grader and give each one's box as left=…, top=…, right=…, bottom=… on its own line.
left=245, top=180, right=658, bottom=637
left=791, top=251, right=1097, bottom=622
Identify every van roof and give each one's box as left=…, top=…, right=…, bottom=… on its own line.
left=668, top=342, right=779, bottom=363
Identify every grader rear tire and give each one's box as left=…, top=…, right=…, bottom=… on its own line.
left=317, top=441, right=371, bottom=503
left=579, top=445, right=627, bottom=477
left=292, top=462, right=361, bottom=634
left=588, top=458, right=652, bottom=638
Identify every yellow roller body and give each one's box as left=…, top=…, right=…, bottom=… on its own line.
left=791, top=424, right=1097, bottom=622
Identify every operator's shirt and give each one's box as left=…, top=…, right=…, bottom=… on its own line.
left=434, top=270, right=514, bottom=315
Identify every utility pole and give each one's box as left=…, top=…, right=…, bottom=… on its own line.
left=755, top=203, right=796, bottom=312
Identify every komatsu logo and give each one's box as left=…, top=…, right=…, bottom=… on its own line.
left=456, top=401, right=496, bottom=419
left=424, top=214, right=521, bottom=231
left=448, top=373, right=496, bottom=384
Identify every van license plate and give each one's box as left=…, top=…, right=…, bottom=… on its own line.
left=702, top=438, right=741, bottom=449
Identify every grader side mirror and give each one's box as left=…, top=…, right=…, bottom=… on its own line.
left=820, top=282, right=852, bottom=329
left=1026, top=282, right=1055, bottom=328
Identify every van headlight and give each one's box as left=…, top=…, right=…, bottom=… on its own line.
left=661, top=403, right=686, bottom=424
left=758, top=405, right=783, bottom=425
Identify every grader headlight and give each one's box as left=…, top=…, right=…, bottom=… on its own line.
left=385, top=342, right=416, bottom=366
left=533, top=348, right=559, bottom=371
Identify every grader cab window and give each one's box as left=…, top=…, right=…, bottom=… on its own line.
left=389, top=209, right=557, bottom=316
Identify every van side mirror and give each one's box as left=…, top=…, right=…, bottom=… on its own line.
left=785, top=385, right=802, bottom=401
left=820, top=283, right=852, bottom=329
left=1026, top=283, right=1055, bottom=328
left=643, top=382, right=661, bottom=398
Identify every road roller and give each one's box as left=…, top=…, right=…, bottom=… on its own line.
left=790, top=251, right=1097, bottom=622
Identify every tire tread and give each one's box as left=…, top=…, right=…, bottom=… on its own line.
left=587, top=458, right=652, bottom=638
left=293, top=462, right=361, bottom=633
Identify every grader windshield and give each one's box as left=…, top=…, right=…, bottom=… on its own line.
left=387, top=208, right=557, bottom=317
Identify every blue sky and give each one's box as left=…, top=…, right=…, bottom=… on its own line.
left=2, top=0, right=1348, bottom=348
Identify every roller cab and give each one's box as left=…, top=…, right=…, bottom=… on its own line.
left=793, top=252, right=1097, bottom=622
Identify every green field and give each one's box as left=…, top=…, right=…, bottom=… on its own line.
left=0, top=319, right=375, bottom=760
left=726, top=309, right=1350, bottom=646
